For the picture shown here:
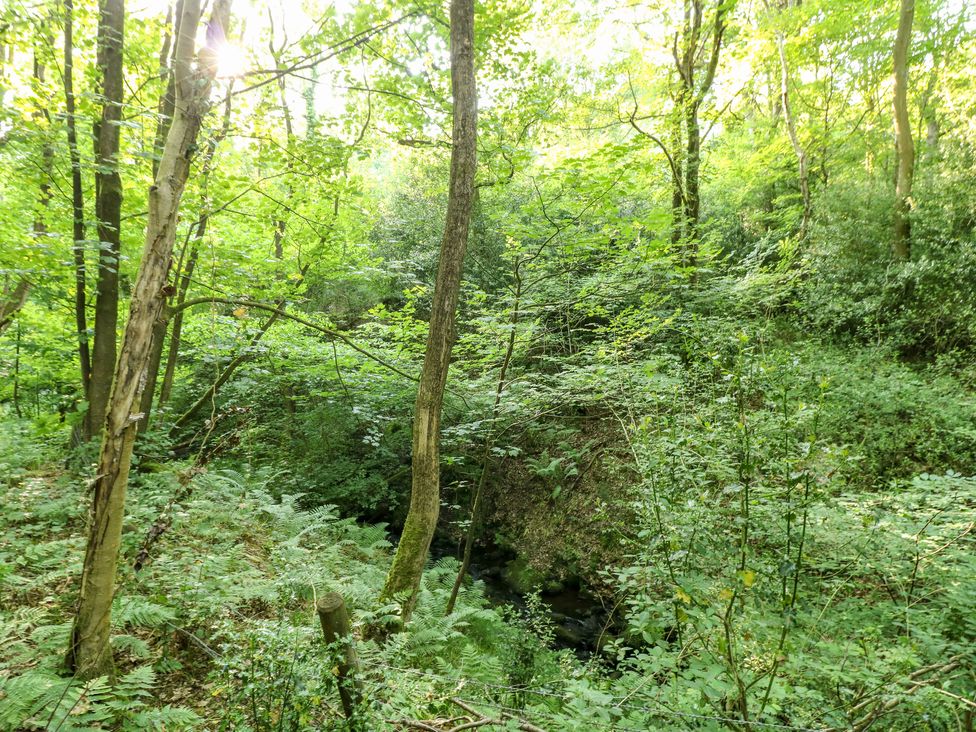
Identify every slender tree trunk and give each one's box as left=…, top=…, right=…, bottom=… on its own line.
left=135, top=7, right=185, bottom=433
left=13, top=323, right=22, bottom=418
left=158, top=87, right=234, bottom=409
left=88, top=0, right=126, bottom=438
left=157, top=242, right=197, bottom=405
left=775, top=13, right=811, bottom=239
left=670, top=106, right=685, bottom=249
left=380, top=0, right=477, bottom=623
left=446, top=266, right=521, bottom=615
left=153, top=0, right=181, bottom=179
left=674, top=0, right=726, bottom=266
left=64, top=0, right=92, bottom=418
left=684, top=100, right=701, bottom=247
left=67, top=0, right=232, bottom=680
left=892, top=0, right=915, bottom=261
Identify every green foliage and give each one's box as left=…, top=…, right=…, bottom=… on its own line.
left=2, top=0, right=976, bottom=729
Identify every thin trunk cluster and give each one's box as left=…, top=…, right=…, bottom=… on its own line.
left=64, top=0, right=92, bottom=407
left=773, top=0, right=812, bottom=239
left=67, top=0, right=232, bottom=680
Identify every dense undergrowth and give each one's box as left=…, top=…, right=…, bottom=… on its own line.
left=3, top=320, right=975, bottom=730
left=3, top=0, right=976, bottom=726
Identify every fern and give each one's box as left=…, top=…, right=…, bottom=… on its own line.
left=0, top=666, right=200, bottom=732
left=113, top=633, right=153, bottom=659
left=113, top=596, right=177, bottom=629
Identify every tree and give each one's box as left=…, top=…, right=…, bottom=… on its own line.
left=674, top=0, right=731, bottom=248
left=892, top=0, right=915, bottom=260
left=379, top=0, right=477, bottom=623
left=67, top=0, right=232, bottom=679
left=771, top=0, right=811, bottom=239
left=64, top=0, right=92, bottom=428
left=88, top=0, right=125, bottom=437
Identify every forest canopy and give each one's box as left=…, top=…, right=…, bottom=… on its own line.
left=1, top=0, right=975, bottom=729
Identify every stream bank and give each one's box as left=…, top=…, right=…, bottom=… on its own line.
left=430, top=533, right=615, bottom=656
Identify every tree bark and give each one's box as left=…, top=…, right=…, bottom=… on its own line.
left=157, top=87, right=234, bottom=410
left=379, top=0, right=477, bottom=623
left=669, top=109, right=684, bottom=249
left=774, top=3, right=811, bottom=239
left=64, top=0, right=92, bottom=417
left=136, top=5, right=185, bottom=432
left=67, top=0, right=232, bottom=680
left=673, top=0, right=727, bottom=263
left=153, top=0, right=182, bottom=179
left=88, top=0, right=126, bottom=438
left=892, top=0, right=915, bottom=260
left=684, top=100, right=701, bottom=244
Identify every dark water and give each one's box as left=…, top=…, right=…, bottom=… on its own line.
left=434, top=537, right=612, bottom=656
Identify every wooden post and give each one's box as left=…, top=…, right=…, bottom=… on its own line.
left=316, top=592, right=363, bottom=721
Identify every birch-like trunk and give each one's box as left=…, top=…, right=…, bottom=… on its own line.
left=774, top=5, right=811, bottom=239
left=67, top=0, right=232, bottom=679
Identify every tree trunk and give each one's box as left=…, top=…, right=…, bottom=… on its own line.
left=67, top=0, right=232, bottom=680
left=135, top=6, right=186, bottom=433
left=775, top=10, right=811, bottom=239
left=136, top=317, right=168, bottom=432
left=152, top=0, right=181, bottom=179
left=88, top=0, right=126, bottom=438
left=0, top=279, right=30, bottom=335
left=892, top=0, right=915, bottom=261
left=158, top=87, right=234, bottom=409
left=64, top=0, right=92, bottom=417
left=669, top=107, right=685, bottom=249
left=673, top=0, right=727, bottom=266
left=379, top=0, right=477, bottom=624
left=684, top=100, right=701, bottom=247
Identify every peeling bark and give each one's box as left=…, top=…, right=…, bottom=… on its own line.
left=67, top=0, right=233, bottom=680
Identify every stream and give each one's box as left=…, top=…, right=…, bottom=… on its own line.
left=431, top=536, right=613, bottom=656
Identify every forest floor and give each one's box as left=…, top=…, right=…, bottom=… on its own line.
left=3, top=334, right=976, bottom=730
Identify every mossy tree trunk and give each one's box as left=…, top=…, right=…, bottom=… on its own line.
left=67, top=0, right=232, bottom=680
left=674, top=0, right=728, bottom=265
left=379, top=0, right=477, bottom=623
